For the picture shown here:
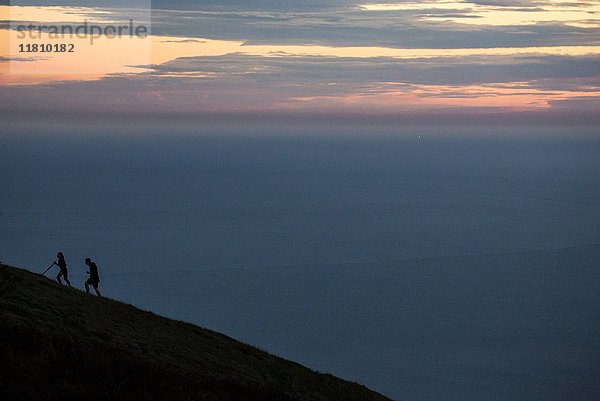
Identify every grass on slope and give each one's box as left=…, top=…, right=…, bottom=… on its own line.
left=0, top=264, right=391, bottom=401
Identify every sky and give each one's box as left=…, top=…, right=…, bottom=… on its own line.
left=1, top=0, right=599, bottom=129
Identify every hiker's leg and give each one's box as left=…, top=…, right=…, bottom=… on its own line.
left=56, top=271, right=63, bottom=284
left=85, top=280, right=90, bottom=293
left=63, top=271, right=72, bottom=287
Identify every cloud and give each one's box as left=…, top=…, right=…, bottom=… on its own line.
left=1, top=50, right=597, bottom=118
left=148, top=5, right=600, bottom=49
left=2, top=0, right=599, bottom=126
left=154, top=53, right=600, bottom=86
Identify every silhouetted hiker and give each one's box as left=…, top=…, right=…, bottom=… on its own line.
left=84, top=258, right=101, bottom=296
left=55, top=252, right=72, bottom=287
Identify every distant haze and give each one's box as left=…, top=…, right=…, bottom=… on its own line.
left=1, top=130, right=599, bottom=400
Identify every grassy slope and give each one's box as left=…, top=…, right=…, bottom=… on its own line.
left=0, top=264, right=391, bottom=401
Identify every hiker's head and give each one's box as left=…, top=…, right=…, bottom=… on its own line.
left=57, top=252, right=63, bottom=259
left=85, top=258, right=91, bottom=265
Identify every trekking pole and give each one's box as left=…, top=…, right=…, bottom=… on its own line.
left=41, top=262, right=56, bottom=276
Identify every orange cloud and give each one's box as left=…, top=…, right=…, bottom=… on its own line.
left=287, top=82, right=600, bottom=111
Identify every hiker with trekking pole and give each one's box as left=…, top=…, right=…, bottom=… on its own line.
left=42, top=252, right=72, bottom=287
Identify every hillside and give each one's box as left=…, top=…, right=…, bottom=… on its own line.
left=0, top=264, right=392, bottom=401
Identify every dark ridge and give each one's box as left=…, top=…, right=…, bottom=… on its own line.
left=0, top=264, right=392, bottom=401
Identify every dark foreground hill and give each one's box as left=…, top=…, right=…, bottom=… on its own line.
left=0, top=264, right=391, bottom=401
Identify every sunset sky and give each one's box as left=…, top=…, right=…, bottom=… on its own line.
left=1, top=0, right=599, bottom=129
